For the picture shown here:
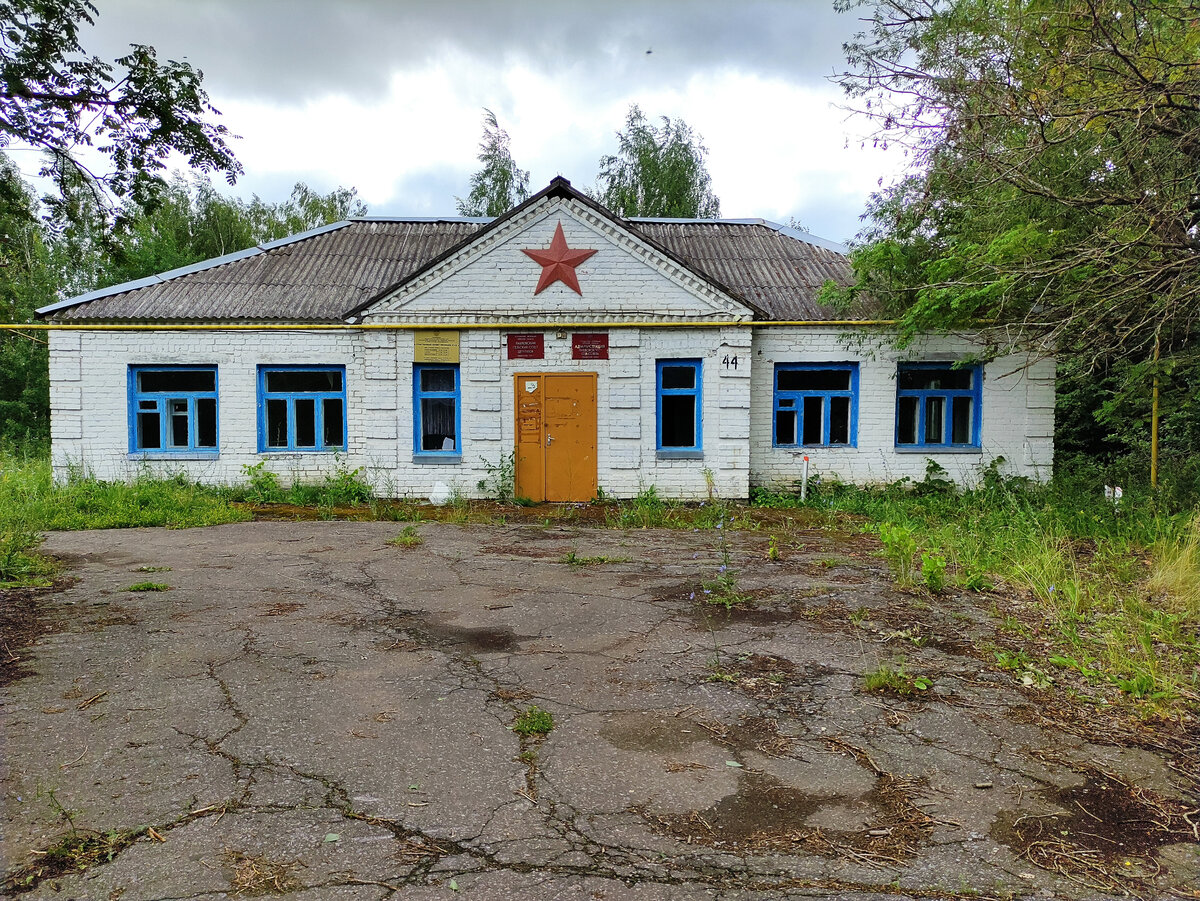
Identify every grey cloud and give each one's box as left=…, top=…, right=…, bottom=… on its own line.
left=88, top=0, right=858, bottom=104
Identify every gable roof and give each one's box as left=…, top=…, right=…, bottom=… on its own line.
left=40, top=177, right=862, bottom=323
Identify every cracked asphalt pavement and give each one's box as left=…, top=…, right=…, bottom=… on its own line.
left=2, top=521, right=1198, bottom=899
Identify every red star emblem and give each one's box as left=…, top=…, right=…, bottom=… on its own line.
left=521, top=222, right=597, bottom=295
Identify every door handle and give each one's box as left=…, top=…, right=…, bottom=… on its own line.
left=546, top=435, right=554, bottom=446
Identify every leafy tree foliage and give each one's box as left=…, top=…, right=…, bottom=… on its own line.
left=0, top=168, right=364, bottom=448
left=0, top=153, right=51, bottom=446
left=830, top=0, right=1200, bottom=469
left=831, top=0, right=1200, bottom=365
left=101, top=177, right=368, bottom=287
left=0, top=0, right=240, bottom=212
left=594, top=105, right=720, bottom=218
left=456, top=109, right=529, bottom=217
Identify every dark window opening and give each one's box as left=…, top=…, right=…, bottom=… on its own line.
left=130, top=366, right=218, bottom=454
left=802, top=396, right=823, bottom=445
left=898, top=396, right=919, bottom=445
left=951, top=396, right=972, bottom=445
left=898, top=368, right=973, bottom=392
left=266, top=369, right=342, bottom=393
left=924, top=396, right=945, bottom=444
left=138, top=412, right=161, bottom=449
left=660, top=366, right=695, bottom=390
left=138, top=369, right=215, bottom=394
left=656, top=360, right=701, bottom=451
left=266, top=399, right=288, bottom=447
left=896, top=363, right=981, bottom=448
left=778, top=368, right=851, bottom=392
left=830, top=396, right=850, bottom=445
left=259, top=367, right=347, bottom=452
left=295, top=398, right=316, bottom=447
left=773, top=363, right=857, bottom=448
left=661, top=395, right=697, bottom=448
left=775, top=410, right=796, bottom=445
left=323, top=398, right=344, bottom=448
left=196, top=398, right=217, bottom=448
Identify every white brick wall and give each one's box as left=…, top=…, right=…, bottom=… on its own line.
left=49, top=326, right=1053, bottom=497
left=49, top=326, right=754, bottom=500
left=748, top=329, right=1055, bottom=490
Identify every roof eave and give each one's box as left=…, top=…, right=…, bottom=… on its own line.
left=36, top=221, right=355, bottom=319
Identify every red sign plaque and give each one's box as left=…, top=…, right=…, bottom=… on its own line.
left=507, top=333, right=545, bottom=360
left=572, top=332, right=609, bottom=360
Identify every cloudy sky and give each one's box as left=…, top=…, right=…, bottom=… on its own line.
left=72, top=0, right=905, bottom=242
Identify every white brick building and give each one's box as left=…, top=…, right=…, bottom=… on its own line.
left=39, top=178, right=1054, bottom=500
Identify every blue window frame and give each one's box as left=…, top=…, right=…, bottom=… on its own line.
left=656, top=360, right=702, bottom=454
left=773, top=363, right=858, bottom=447
left=414, top=364, right=460, bottom=457
left=896, top=363, right=982, bottom=448
left=257, top=366, right=347, bottom=452
left=128, top=366, right=219, bottom=454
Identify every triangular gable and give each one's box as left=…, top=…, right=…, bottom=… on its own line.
left=350, top=178, right=758, bottom=324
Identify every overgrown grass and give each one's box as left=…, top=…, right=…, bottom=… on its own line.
left=753, top=459, right=1200, bottom=709
left=1, top=453, right=250, bottom=534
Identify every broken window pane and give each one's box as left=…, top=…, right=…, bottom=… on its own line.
left=775, top=410, right=796, bottom=445
left=138, top=410, right=161, bottom=449
left=323, top=398, right=344, bottom=448
left=660, top=366, right=695, bottom=390
left=266, top=370, right=342, bottom=393
left=661, top=395, right=696, bottom=447
left=830, top=396, right=850, bottom=445
left=294, top=398, right=316, bottom=447
left=951, top=396, right=972, bottom=445
left=266, top=399, right=288, bottom=447
left=898, top=368, right=973, bottom=391
left=802, top=396, right=824, bottom=445
left=778, top=369, right=850, bottom=392
left=139, top=369, right=215, bottom=393
left=898, top=396, right=919, bottom=444
left=924, top=396, right=945, bottom=444
left=196, top=398, right=217, bottom=448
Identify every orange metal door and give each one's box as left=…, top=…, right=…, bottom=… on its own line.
left=513, top=374, right=597, bottom=503
left=514, top=376, right=546, bottom=502
left=544, top=374, right=597, bottom=502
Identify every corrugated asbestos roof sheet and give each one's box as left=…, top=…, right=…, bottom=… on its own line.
left=46, top=217, right=863, bottom=322
left=632, top=221, right=859, bottom=321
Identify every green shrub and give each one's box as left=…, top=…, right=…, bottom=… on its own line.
left=920, top=551, right=947, bottom=592
left=240, top=461, right=282, bottom=502
left=879, top=522, right=917, bottom=585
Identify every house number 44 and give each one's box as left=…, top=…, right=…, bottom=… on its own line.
left=721, top=354, right=739, bottom=370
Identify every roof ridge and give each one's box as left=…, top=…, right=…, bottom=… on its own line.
left=630, top=216, right=848, bottom=255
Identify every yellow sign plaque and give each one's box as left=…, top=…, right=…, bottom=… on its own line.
left=413, top=330, right=460, bottom=363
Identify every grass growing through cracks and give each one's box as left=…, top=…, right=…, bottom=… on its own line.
left=387, top=525, right=423, bottom=548
left=512, top=705, right=554, bottom=737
